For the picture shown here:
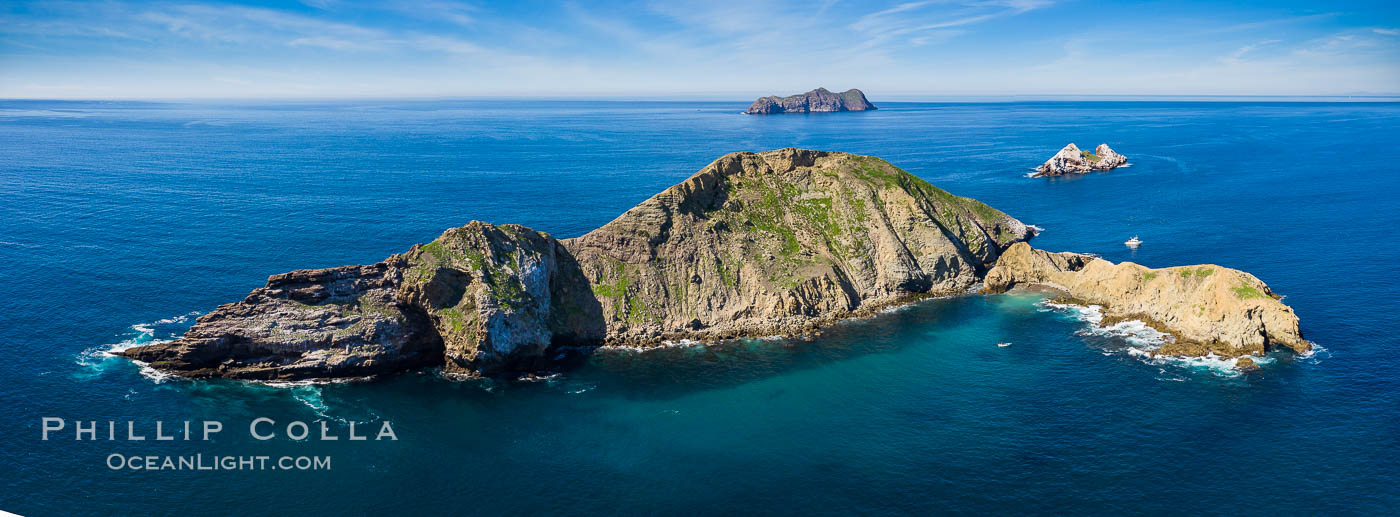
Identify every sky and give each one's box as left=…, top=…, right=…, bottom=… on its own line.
left=1, top=0, right=1398, bottom=99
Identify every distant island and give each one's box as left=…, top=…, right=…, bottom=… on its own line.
left=744, top=88, right=876, bottom=114
left=1032, top=143, right=1127, bottom=177
left=122, top=149, right=1306, bottom=381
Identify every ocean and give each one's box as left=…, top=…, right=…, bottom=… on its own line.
left=2, top=99, right=1397, bottom=515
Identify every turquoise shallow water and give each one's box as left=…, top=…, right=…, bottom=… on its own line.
left=1, top=100, right=1398, bottom=515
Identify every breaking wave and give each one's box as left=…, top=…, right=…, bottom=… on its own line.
left=602, top=339, right=710, bottom=354
left=1036, top=300, right=1275, bottom=378
left=75, top=311, right=201, bottom=383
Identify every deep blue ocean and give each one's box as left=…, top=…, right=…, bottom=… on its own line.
left=2, top=99, right=1398, bottom=515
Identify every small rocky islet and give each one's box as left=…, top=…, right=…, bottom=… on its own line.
left=744, top=88, right=876, bottom=114
left=984, top=243, right=1309, bottom=362
left=122, top=148, right=1307, bottom=381
left=1032, top=142, right=1128, bottom=177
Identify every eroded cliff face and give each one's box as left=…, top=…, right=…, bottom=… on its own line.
left=397, top=223, right=604, bottom=375
left=119, top=260, right=444, bottom=380
left=1031, top=143, right=1127, bottom=177
left=564, top=148, right=1031, bottom=345
left=984, top=242, right=1309, bottom=358
left=745, top=88, right=876, bottom=114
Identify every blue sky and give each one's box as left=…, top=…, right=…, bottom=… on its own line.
left=1, top=0, right=1397, bottom=99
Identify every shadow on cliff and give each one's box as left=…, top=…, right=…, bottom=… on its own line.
left=519, top=243, right=607, bottom=373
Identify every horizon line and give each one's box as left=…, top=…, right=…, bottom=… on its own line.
left=5, top=93, right=1400, bottom=103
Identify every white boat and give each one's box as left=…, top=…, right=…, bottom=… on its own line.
left=996, top=342, right=1012, bottom=347
left=1124, top=236, right=1142, bottom=248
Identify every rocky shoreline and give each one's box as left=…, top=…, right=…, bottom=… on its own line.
left=984, top=243, right=1310, bottom=360
left=122, top=148, right=1306, bottom=381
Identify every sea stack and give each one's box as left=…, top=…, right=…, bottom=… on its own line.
left=1031, top=143, right=1127, bottom=177
left=745, top=88, right=876, bottom=114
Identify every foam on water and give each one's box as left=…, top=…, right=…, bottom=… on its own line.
left=1126, top=348, right=1273, bottom=378
left=75, top=312, right=201, bottom=383
left=257, top=375, right=377, bottom=388
left=1036, top=299, right=1272, bottom=378
left=286, top=384, right=383, bottom=424
left=561, top=382, right=597, bottom=395
left=604, top=339, right=710, bottom=353
left=1295, top=342, right=1330, bottom=362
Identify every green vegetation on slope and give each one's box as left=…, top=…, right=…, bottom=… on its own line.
left=590, top=258, right=656, bottom=323
left=1179, top=267, right=1214, bottom=279
left=1231, top=282, right=1269, bottom=300
left=414, top=228, right=531, bottom=311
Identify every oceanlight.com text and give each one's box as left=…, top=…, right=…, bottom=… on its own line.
left=106, top=453, right=331, bottom=471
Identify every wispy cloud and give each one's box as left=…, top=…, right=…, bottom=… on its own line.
left=1374, top=28, right=1400, bottom=36
left=413, top=35, right=486, bottom=55
left=387, top=1, right=478, bottom=28
left=910, top=30, right=964, bottom=46
left=1290, top=30, right=1388, bottom=58
left=136, top=5, right=387, bottom=47
left=1204, top=12, right=1340, bottom=34
left=1030, top=36, right=1091, bottom=71
left=1220, top=39, right=1281, bottom=64
left=851, top=1, right=939, bottom=31
left=288, top=36, right=366, bottom=50
left=850, top=0, right=1051, bottom=48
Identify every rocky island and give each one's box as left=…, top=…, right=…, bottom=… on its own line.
left=984, top=243, right=1310, bottom=363
left=1031, top=143, right=1127, bottom=177
left=744, top=88, right=876, bottom=114
left=122, top=148, right=1306, bottom=381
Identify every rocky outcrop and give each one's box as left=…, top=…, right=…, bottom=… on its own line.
left=122, top=149, right=1027, bottom=380
left=745, top=88, right=876, bottom=114
left=984, top=242, right=1309, bottom=358
left=1031, top=143, right=1127, bottom=177
left=566, top=148, right=1030, bottom=345
left=396, top=223, right=604, bottom=375
left=119, top=260, right=444, bottom=380
left=123, top=222, right=604, bottom=380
